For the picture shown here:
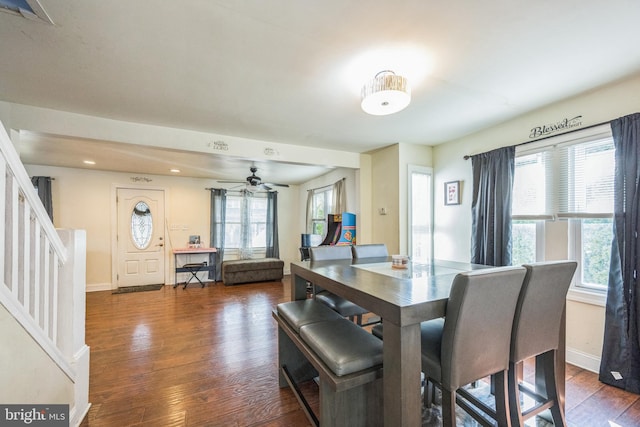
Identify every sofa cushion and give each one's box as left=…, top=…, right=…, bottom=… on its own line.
left=223, top=258, right=284, bottom=273
left=277, top=300, right=343, bottom=333
left=300, top=318, right=383, bottom=376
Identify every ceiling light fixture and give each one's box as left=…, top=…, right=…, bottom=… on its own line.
left=361, top=70, right=411, bottom=116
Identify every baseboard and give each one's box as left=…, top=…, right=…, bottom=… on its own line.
left=86, top=282, right=112, bottom=292
left=566, top=346, right=600, bottom=373
left=70, top=402, right=91, bottom=427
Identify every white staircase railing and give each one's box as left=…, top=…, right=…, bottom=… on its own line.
left=0, top=121, right=90, bottom=426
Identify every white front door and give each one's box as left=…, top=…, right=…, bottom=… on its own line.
left=116, top=188, right=166, bottom=287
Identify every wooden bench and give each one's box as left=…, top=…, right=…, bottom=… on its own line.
left=273, top=300, right=384, bottom=427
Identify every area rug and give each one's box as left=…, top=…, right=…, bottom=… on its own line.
left=421, top=382, right=553, bottom=427
left=112, top=284, right=164, bottom=294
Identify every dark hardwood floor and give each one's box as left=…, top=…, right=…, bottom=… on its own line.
left=80, top=277, right=640, bottom=426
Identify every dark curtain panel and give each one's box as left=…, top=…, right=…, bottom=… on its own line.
left=600, top=112, right=640, bottom=393
left=30, top=176, right=53, bottom=222
left=266, top=191, right=279, bottom=258
left=470, top=146, right=515, bottom=266
left=209, top=189, right=227, bottom=281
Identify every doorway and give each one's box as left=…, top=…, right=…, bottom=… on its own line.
left=116, top=188, right=166, bottom=287
left=408, top=165, right=433, bottom=262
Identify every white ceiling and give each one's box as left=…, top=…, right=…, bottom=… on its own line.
left=1, top=1, right=640, bottom=184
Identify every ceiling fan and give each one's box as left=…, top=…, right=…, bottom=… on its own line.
left=217, top=166, right=290, bottom=191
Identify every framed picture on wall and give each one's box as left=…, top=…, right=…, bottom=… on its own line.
left=444, top=181, right=460, bottom=205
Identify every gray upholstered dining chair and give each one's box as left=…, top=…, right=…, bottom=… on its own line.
left=351, top=243, right=389, bottom=259
left=504, top=261, right=577, bottom=427
left=351, top=243, right=388, bottom=326
left=309, top=245, right=370, bottom=325
left=420, top=266, right=527, bottom=427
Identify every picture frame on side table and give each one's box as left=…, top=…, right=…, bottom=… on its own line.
left=444, top=181, right=460, bottom=205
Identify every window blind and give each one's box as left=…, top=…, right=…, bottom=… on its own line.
left=513, top=124, right=614, bottom=219
left=556, top=137, right=614, bottom=218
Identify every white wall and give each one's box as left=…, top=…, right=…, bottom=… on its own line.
left=25, top=164, right=299, bottom=289
left=432, top=72, right=640, bottom=371
left=0, top=306, right=73, bottom=404
left=371, top=145, right=400, bottom=253
left=369, top=143, right=433, bottom=254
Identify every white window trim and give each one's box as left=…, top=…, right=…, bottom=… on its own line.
left=567, top=287, right=606, bottom=307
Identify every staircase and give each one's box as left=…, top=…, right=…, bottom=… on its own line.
left=0, top=121, right=90, bottom=426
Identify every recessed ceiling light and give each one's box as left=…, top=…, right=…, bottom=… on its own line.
left=83, top=160, right=96, bottom=165
left=170, top=169, right=181, bottom=173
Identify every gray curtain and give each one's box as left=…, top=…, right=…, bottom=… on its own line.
left=209, top=188, right=226, bottom=281
left=332, top=178, right=346, bottom=214
left=305, top=189, right=314, bottom=233
left=600, top=112, right=640, bottom=393
left=31, top=176, right=53, bottom=222
left=266, top=191, right=279, bottom=258
left=470, top=146, right=515, bottom=266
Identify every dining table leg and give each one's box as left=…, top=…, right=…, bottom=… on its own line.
left=383, top=321, right=423, bottom=427
left=290, top=271, right=308, bottom=301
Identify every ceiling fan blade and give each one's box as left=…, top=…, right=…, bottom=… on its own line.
left=263, top=182, right=289, bottom=188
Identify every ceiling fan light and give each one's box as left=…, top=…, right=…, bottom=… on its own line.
left=361, top=70, right=411, bottom=116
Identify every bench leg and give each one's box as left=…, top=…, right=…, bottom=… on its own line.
left=277, top=326, right=317, bottom=388
left=282, top=365, right=319, bottom=427
left=319, top=377, right=383, bottom=427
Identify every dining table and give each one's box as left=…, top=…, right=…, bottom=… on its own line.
left=289, top=256, right=566, bottom=427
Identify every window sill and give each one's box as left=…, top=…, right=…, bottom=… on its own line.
left=567, top=288, right=606, bottom=307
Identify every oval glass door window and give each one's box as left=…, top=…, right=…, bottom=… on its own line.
left=131, top=201, right=153, bottom=249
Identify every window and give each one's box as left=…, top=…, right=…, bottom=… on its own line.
left=309, top=187, right=333, bottom=237
left=570, top=218, right=612, bottom=293
left=131, top=201, right=153, bottom=250
left=563, top=137, right=614, bottom=293
left=513, top=126, right=614, bottom=297
left=512, top=153, right=550, bottom=265
left=224, top=193, right=268, bottom=252
left=511, top=220, right=543, bottom=266
left=408, top=165, right=433, bottom=262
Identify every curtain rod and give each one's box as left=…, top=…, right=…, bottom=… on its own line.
left=462, top=119, right=611, bottom=160
left=307, top=177, right=345, bottom=192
